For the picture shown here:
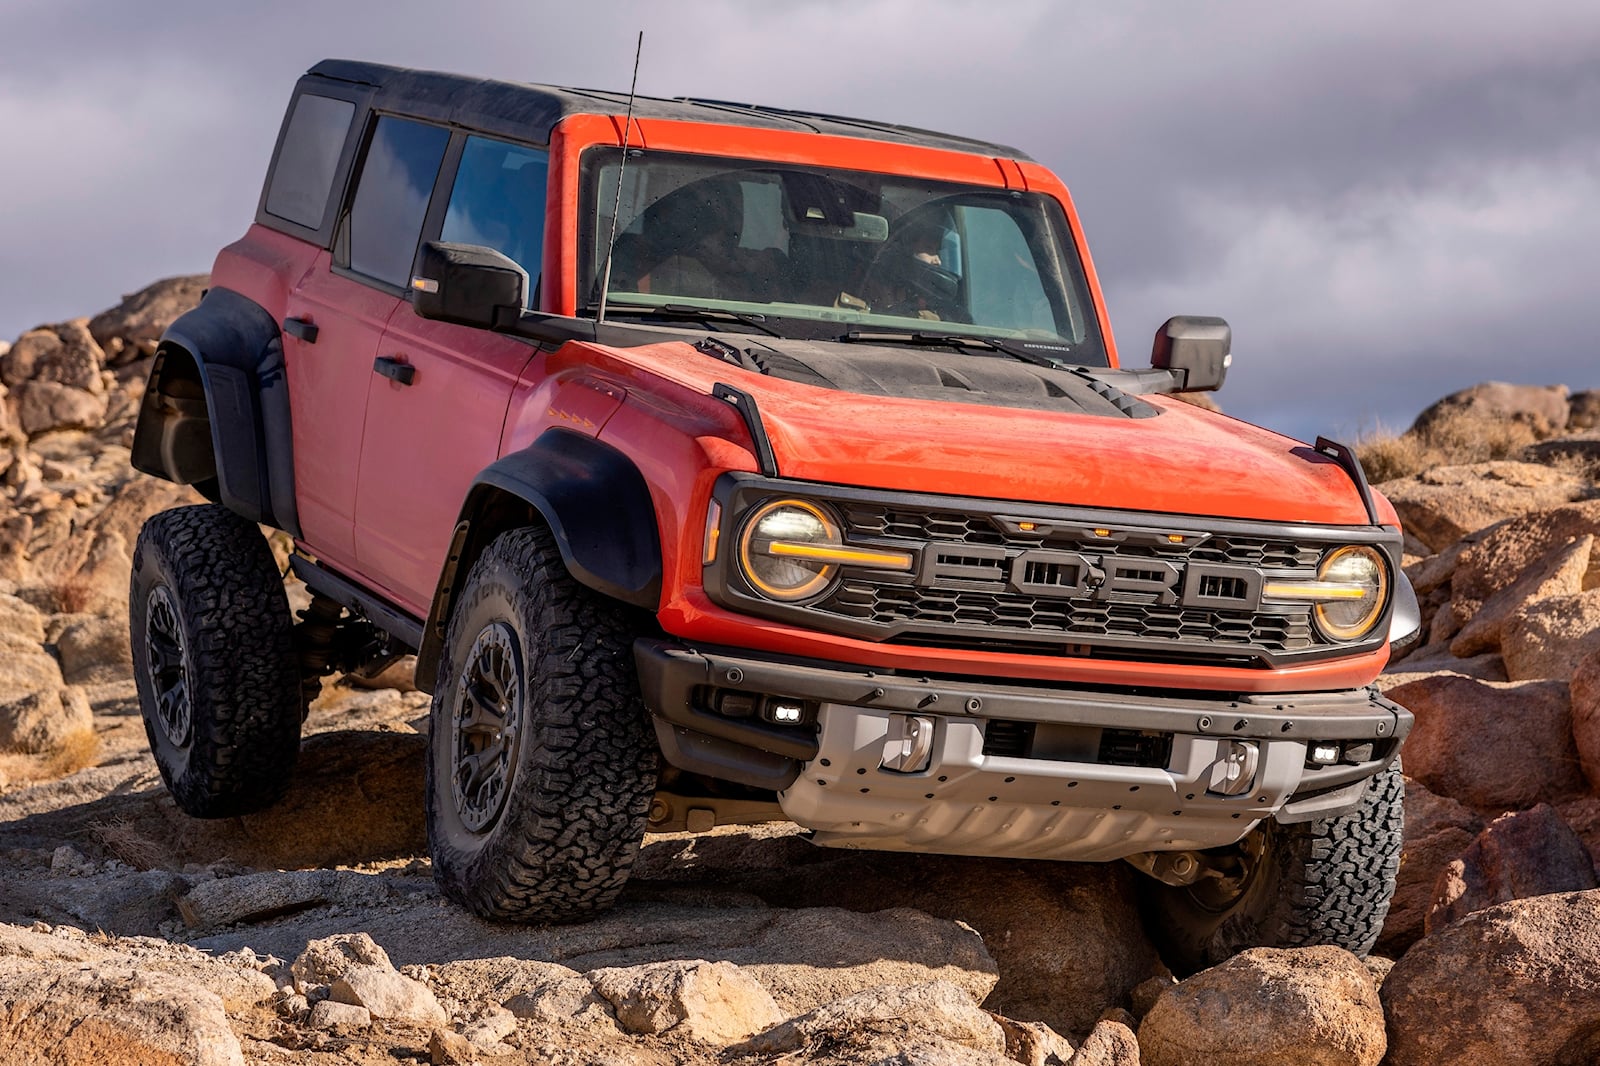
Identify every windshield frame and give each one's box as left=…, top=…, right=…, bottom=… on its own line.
left=575, top=146, right=1111, bottom=367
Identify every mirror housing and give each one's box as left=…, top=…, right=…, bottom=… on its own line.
left=1151, top=316, right=1231, bottom=392
left=411, top=241, right=527, bottom=329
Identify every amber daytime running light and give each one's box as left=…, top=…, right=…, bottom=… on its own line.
left=1261, top=545, right=1389, bottom=641
left=734, top=498, right=912, bottom=602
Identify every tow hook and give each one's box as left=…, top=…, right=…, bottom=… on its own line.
left=1125, top=850, right=1207, bottom=887
left=880, top=713, right=935, bottom=773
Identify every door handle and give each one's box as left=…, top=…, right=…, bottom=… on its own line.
left=373, top=356, right=416, bottom=386
left=283, top=317, right=319, bottom=343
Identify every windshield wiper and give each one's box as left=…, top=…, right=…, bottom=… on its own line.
left=605, top=301, right=783, bottom=338
left=839, top=330, right=1069, bottom=370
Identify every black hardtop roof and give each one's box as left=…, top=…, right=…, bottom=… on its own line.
left=307, top=59, right=1032, bottom=161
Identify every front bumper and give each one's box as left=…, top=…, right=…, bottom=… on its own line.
left=634, top=638, right=1410, bottom=861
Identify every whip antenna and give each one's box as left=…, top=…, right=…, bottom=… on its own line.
left=596, top=30, right=643, bottom=326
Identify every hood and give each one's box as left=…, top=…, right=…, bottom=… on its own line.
left=718, top=339, right=1378, bottom=527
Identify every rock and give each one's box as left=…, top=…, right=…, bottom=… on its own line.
left=0, top=686, right=92, bottom=755
left=1385, top=674, right=1584, bottom=809
left=331, top=962, right=448, bottom=1026
left=503, top=975, right=619, bottom=1031
left=1405, top=540, right=1474, bottom=597
left=1377, top=462, right=1589, bottom=553
left=0, top=593, right=45, bottom=642
left=0, top=515, right=33, bottom=584
left=1568, top=391, right=1600, bottom=431
left=342, top=654, right=419, bottom=692
left=1382, top=890, right=1600, bottom=1065
left=1450, top=534, right=1591, bottom=656
left=427, top=1029, right=475, bottom=1065
left=8, top=381, right=108, bottom=437
left=0, top=957, right=243, bottom=1066
left=1452, top=499, right=1600, bottom=603
left=55, top=614, right=133, bottom=686
left=180, top=869, right=393, bottom=931
left=1137, top=946, right=1385, bottom=1066
left=1502, top=588, right=1600, bottom=681
left=590, top=959, right=784, bottom=1045
left=1, top=322, right=105, bottom=391
left=680, top=840, right=1163, bottom=1038
left=995, top=1015, right=1076, bottom=1066
left=427, top=956, right=584, bottom=1006
left=87, top=275, right=207, bottom=366
left=290, top=931, right=394, bottom=991
left=1426, top=804, right=1598, bottom=933
left=1069, top=1018, right=1140, bottom=1066
left=1412, top=382, right=1570, bottom=442
left=0, top=630, right=64, bottom=704
left=1380, top=776, right=1484, bottom=952
left=1572, top=648, right=1600, bottom=790
left=1523, top=435, right=1600, bottom=468
left=744, top=980, right=1007, bottom=1056
left=307, top=998, right=371, bottom=1030
left=1555, top=796, right=1600, bottom=877
left=461, top=1004, right=518, bottom=1049
left=1379, top=649, right=1508, bottom=690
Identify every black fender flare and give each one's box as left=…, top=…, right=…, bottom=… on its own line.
left=130, top=287, right=300, bottom=536
left=415, top=428, right=663, bottom=692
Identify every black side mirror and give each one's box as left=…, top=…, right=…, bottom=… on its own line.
left=1151, top=316, right=1231, bottom=392
left=411, top=241, right=527, bottom=329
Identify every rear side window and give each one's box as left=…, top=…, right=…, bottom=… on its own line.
left=347, top=116, right=449, bottom=288
left=441, top=136, right=550, bottom=303
left=264, top=94, right=356, bottom=228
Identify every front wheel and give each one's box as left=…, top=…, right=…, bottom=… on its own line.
left=1140, top=762, right=1404, bottom=974
left=426, top=525, right=659, bottom=922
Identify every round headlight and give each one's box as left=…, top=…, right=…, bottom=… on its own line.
left=737, top=499, right=842, bottom=601
left=1313, top=546, right=1388, bottom=641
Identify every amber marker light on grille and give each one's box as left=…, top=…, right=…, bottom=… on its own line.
left=702, top=500, right=722, bottom=565
left=767, top=542, right=913, bottom=570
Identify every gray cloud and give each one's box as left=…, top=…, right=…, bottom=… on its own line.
left=1, top=0, right=1595, bottom=442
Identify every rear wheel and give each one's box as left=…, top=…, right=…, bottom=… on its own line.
left=427, top=525, right=659, bottom=922
left=129, top=504, right=303, bottom=817
left=1140, top=762, right=1404, bottom=974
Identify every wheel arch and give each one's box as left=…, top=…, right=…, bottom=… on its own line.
left=415, top=428, right=663, bottom=692
left=130, top=287, right=300, bottom=536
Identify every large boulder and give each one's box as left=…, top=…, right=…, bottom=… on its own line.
left=1380, top=776, right=1483, bottom=952
left=1450, top=534, right=1591, bottom=657
left=0, top=686, right=92, bottom=755
left=0, top=956, right=243, bottom=1066
left=0, top=321, right=105, bottom=391
left=1566, top=391, right=1600, bottom=431
left=87, top=275, right=208, bottom=367
left=0, top=630, right=65, bottom=704
left=1411, top=382, right=1570, bottom=442
left=1452, top=499, right=1600, bottom=603
left=1385, top=674, right=1585, bottom=809
left=1377, top=462, right=1589, bottom=553
left=1572, top=648, right=1600, bottom=790
left=7, top=381, right=107, bottom=437
left=1501, top=588, right=1600, bottom=681
left=1426, top=804, right=1598, bottom=934
left=1383, top=890, right=1600, bottom=1066
left=1137, top=946, right=1385, bottom=1066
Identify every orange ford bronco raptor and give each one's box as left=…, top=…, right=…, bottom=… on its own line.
left=128, top=59, right=1420, bottom=971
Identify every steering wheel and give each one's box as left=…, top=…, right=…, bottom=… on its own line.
left=861, top=216, right=969, bottom=322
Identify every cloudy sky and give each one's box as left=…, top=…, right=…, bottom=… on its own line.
left=2, top=0, right=1596, bottom=443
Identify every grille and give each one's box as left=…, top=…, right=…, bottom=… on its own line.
left=813, top=501, right=1327, bottom=662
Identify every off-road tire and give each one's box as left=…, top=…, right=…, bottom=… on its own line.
left=129, top=504, right=303, bottom=817
left=426, top=525, right=659, bottom=922
left=1141, top=761, right=1404, bottom=974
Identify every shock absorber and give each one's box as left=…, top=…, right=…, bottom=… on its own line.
left=294, top=594, right=345, bottom=714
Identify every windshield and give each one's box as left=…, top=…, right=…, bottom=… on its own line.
left=579, top=148, right=1109, bottom=366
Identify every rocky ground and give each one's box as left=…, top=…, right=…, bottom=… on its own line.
left=2, top=283, right=1600, bottom=1064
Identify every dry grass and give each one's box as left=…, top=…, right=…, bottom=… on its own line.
left=1355, top=411, right=1542, bottom=484
left=89, top=816, right=170, bottom=871
left=0, top=726, right=101, bottom=788
left=49, top=574, right=99, bottom=615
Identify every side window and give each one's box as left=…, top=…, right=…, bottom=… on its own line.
left=264, top=94, right=356, bottom=229
left=440, top=136, right=550, bottom=304
left=346, top=116, right=449, bottom=288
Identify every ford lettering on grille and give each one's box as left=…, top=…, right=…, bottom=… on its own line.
left=915, top=544, right=1264, bottom=611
